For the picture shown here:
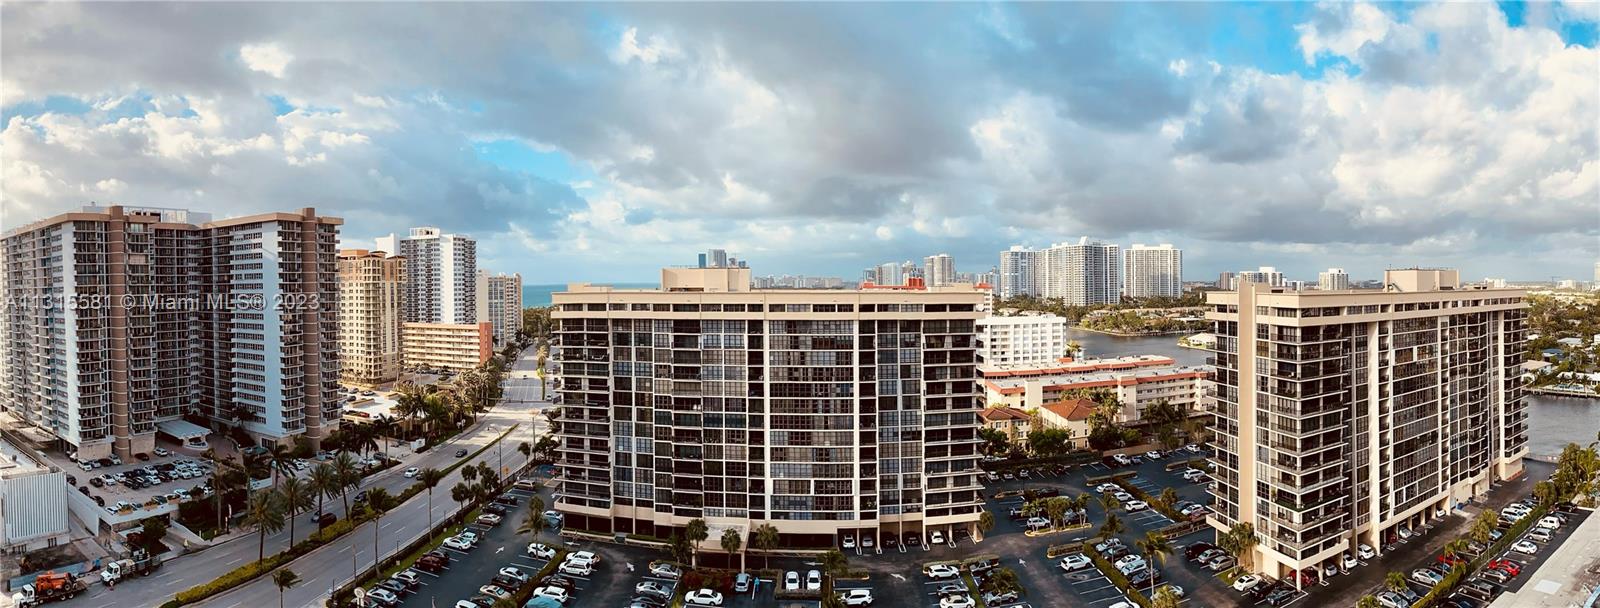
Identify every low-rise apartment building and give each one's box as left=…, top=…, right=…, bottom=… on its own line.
left=976, top=314, right=1069, bottom=368
left=978, top=407, right=1034, bottom=442
left=402, top=322, right=492, bottom=371
left=984, top=364, right=1212, bottom=424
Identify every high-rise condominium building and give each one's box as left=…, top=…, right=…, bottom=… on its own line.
left=338, top=250, right=405, bottom=387
left=476, top=271, right=523, bottom=345
left=1217, top=272, right=1236, bottom=290
left=1318, top=268, right=1350, bottom=291
left=1204, top=269, right=1527, bottom=587
left=999, top=246, right=1039, bottom=299
left=876, top=262, right=904, bottom=286
left=1, top=206, right=342, bottom=458
left=377, top=227, right=477, bottom=324
left=924, top=254, right=956, bottom=287
left=552, top=267, right=986, bottom=547
left=976, top=314, right=1069, bottom=368
left=1235, top=266, right=1285, bottom=288
left=1041, top=238, right=1121, bottom=305
left=1123, top=243, right=1183, bottom=299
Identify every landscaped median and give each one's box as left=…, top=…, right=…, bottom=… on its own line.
left=161, top=423, right=520, bottom=607
left=1112, top=477, right=1186, bottom=521
left=1084, top=544, right=1150, bottom=608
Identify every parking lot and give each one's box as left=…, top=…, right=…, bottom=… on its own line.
left=47, top=440, right=218, bottom=519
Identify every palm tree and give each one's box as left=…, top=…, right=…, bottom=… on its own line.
left=450, top=482, right=474, bottom=511
left=418, top=468, right=446, bottom=537
left=373, top=415, right=397, bottom=461
left=244, top=490, right=286, bottom=563
left=1356, top=595, right=1380, bottom=608
left=1230, top=523, right=1258, bottom=571
left=820, top=548, right=848, bottom=577
left=462, top=463, right=479, bottom=484
left=1470, top=509, right=1498, bottom=544
left=210, top=464, right=243, bottom=534
left=1157, top=487, right=1179, bottom=513
left=266, top=444, right=296, bottom=487
left=977, top=511, right=996, bottom=540
left=517, top=441, right=532, bottom=463
left=1384, top=571, right=1408, bottom=594
left=331, top=452, right=360, bottom=514
left=272, top=568, right=300, bottom=608
left=278, top=478, right=316, bottom=545
left=1098, top=492, right=1122, bottom=513
left=753, top=523, right=780, bottom=569
left=721, top=528, right=744, bottom=571
left=366, top=488, right=394, bottom=574
left=1097, top=513, right=1125, bottom=543
left=308, top=463, right=339, bottom=522
left=516, top=508, right=548, bottom=542
left=685, top=518, right=709, bottom=567
left=1044, top=496, right=1072, bottom=528
left=984, top=567, right=1021, bottom=595
left=1134, top=531, right=1173, bottom=595
left=350, top=425, right=379, bottom=460
left=1151, top=586, right=1182, bottom=608
left=1442, top=539, right=1469, bottom=562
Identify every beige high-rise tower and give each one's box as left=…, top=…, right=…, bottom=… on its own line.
left=338, top=250, right=405, bottom=387
left=1, top=205, right=343, bottom=458
left=551, top=267, right=987, bottom=548
left=1204, top=269, right=1527, bottom=588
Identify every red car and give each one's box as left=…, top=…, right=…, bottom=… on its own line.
left=1487, top=560, right=1521, bottom=577
left=1437, top=554, right=1466, bottom=566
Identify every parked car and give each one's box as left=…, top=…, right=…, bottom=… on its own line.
left=1511, top=540, right=1539, bottom=554
left=636, top=581, right=671, bottom=598
left=733, top=572, right=752, bottom=592
left=806, top=569, right=823, bottom=591
left=784, top=571, right=800, bottom=590
left=837, top=588, right=874, bottom=606
left=684, top=588, right=724, bottom=606
left=1206, top=555, right=1236, bottom=571
left=527, top=543, right=557, bottom=558
left=939, top=596, right=975, bottom=608
left=1184, top=542, right=1218, bottom=560
left=924, top=564, right=960, bottom=579
left=648, top=562, right=682, bottom=579
left=1412, top=569, right=1445, bottom=586
left=1232, top=574, right=1262, bottom=592
left=929, top=530, right=946, bottom=545
left=1060, top=553, right=1092, bottom=571
left=1486, top=559, right=1521, bottom=577
left=497, top=566, right=528, bottom=584
left=475, top=513, right=503, bottom=526
left=1358, top=544, right=1377, bottom=560
left=442, top=536, right=474, bottom=551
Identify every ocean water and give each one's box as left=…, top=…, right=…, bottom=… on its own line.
left=523, top=282, right=655, bottom=307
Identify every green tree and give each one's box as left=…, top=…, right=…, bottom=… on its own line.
left=266, top=443, right=296, bottom=487
left=685, top=518, right=710, bottom=567
left=721, top=528, right=744, bottom=572
left=1470, top=509, right=1499, bottom=544
left=366, top=488, right=395, bottom=574
left=1228, top=523, right=1258, bottom=572
left=244, top=490, right=286, bottom=563
left=1026, top=428, right=1072, bottom=456
left=450, top=482, right=473, bottom=510
left=1157, top=487, right=1179, bottom=513
left=1357, top=595, right=1380, bottom=608
left=272, top=568, right=300, bottom=608
left=373, top=414, right=397, bottom=461
left=138, top=517, right=168, bottom=554
left=1134, top=531, right=1173, bottom=595
left=979, top=427, right=1012, bottom=456
left=418, top=467, right=446, bottom=537
left=977, top=511, right=996, bottom=539
left=984, top=567, right=1021, bottom=595
left=1385, top=571, right=1408, bottom=594
left=820, top=548, right=849, bottom=577
left=331, top=452, right=360, bottom=514
left=668, top=534, right=693, bottom=564
left=278, top=477, right=316, bottom=545
left=1097, top=512, right=1125, bottom=543
left=1151, top=586, right=1182, bottom=608
left=753, top=523, right=780, bottom=569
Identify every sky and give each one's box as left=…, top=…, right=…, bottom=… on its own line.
left=3, top=2, right=1598, bottom=284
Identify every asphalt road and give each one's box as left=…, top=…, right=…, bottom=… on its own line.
left=67, top=351, right=554, bottom=608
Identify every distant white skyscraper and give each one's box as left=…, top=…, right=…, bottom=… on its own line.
left=924, top=253, right=956, bottom=286
left=1236, top=266, right=1284, bottom=288
left=877, top=261, right=904, bottom=285
left=1123, top=243, right=1183, bottom=298
left=378, top=227, right=478, bottom=324
left=476, top=270, right=523, bottom=345
left=1318, top=268, right=1350, bottom=291
left=707, top=248, right=729, bottom=268
left=1041, top=238, right=1121, bottom=305
left=999, top=246, right=1040, bottom=298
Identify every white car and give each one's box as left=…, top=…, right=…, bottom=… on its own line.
left=403, top=467, right=420, bottom=478
left=558, top=562, right=593, bottom=577
left=567, top=550, right=600, bottom=565
left=1026, top=517, right=1051, bottom=530
left=442, top=536, right=473, bottom=551
left=862, top=535, right=875, bottom=549
left=1232, top=574, right=1262, bottom=592
left=1358, top=544, right=1377, bottom=560
left=532, top=586, right=570, bottom=603
left=527, top=542, right=557, bottom=558
left=1512, top=540, right=1539, bottom=554
left=1411, top=569, right=1443, bottom=586
left=1113, top=491, right=1133, bottom=502
left=1124, top=500, right=1149, bottom=511
left=1536, top=516, right=1562, bottom=530
left=478, top=585, right=512, bottom=600
left=1112, top=454, right=1132, bottom=465
left=476, top=513, right=503, bottom=526
left=1145, top=450, right=1162, bottom=459
left=1096, top=483, right=1121, bottom=493
left=939, top=595, right=975, bottom=608
left=1114, top=555, right=1146, bottom=575
left=1109, top=603, right=1137, bottom=608
left=784, top=571, right=800, bottom=590
left=842, top=534, right=856, bottom=549
left=1184, top=444, right=1200, bottom=453
left=806, top=569, right=822, bottom=591
left=365, top=588, right=401, bottom=606
left=1060, top=554, right=1092, bottom=571
left=925, top=564, right=960, bottom=579
left=454, top=602, right=478, bottom=608
left=636, top=581, right=671, bottom=597
left=648, top=562, right=682, bottom=579
left=497, top=566, right=528, bottom=584
left=929, top=530, right=946, bottom=545
left=1343, top=553, right=1359, bottom=569
left=837, top=589, right=874, bottom=606
left=685, top=589, right=724, bottom=606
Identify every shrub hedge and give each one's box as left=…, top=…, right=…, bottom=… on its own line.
left=1413, top=504, right=1549, bottom=608
left=1085, top=544, right=1150, bottom=608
